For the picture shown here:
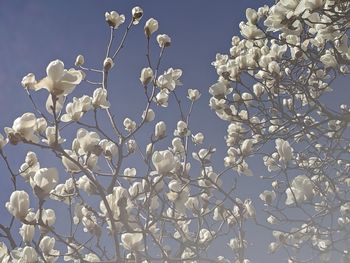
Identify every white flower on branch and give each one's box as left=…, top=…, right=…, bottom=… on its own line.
left=157, top=34, right=171, bottom=47
left=154, top=121, right=166, bottom=139
left=152, top=150, right=176, bottom=174
left=144, top=18, right=159, bottom=37
left=5, top=112, right=39, bottom=144
left=11, top=246, right=38, bottom=263
left=92, top=87, right=110, bottom=109
left=139, top=67, right=153, bottom=85
left=19, top=223, right=35, bottom=244
left=30, top=168, right=59, bottom=199
left=105, top=11, right=125, bottom=29
left=157, top=68, right=182, bottom=92
left=5, top=190, right=30, bottom=220
left=121, top=233, right=144, bottom=251
left=187, top=88, right=201, bottom=101
left=76, top=128, right=100, bottom=154
left=142, top=108, right=155, bottom=122
left=74, top=54, right=85, bottom=67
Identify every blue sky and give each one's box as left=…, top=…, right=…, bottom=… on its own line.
left=0, top=0, right=303, bottom=261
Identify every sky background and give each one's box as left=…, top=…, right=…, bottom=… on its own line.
left=0, top=0, right=337, bottom=262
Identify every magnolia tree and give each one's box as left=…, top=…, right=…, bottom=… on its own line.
left=0, top=1, right=350, bottom=262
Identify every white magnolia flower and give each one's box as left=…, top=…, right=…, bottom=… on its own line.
left=39, top=236, right=58, bottom=258
left=152, top=150, right=176, bottom=174
left=61, top=150, right=81, bottom=173
left=123, top=118, right=137, bottom=132
left=30, top=168, right=59, bottom=198
left=33, top=59, right=83, bottom=96
left=77, top=175, right=97, bottom=195
left=174, top=120, right=190, bottom=137
left=42, top=126, right=65, bottom=146
left=275, top=138, right=293, bottom=164
left=84, top=253, right=100, bottom=262
left=124, top=168, right=137, bottom=180
left=11, top=246, right=38, bottom=263
left=209, top=81, right=229, bottom=97
left=140, top=67, right=153, bottom=85
left=45, top=94, right=65, bottom=115
left=99, top=139, right=118, bottom=158
left=92, top=87, right=110, bottom=109
left=21, top=73, right=37, bottom=89
left=157, top=34, right=171, bottom=47
left=121, top=233, right=144, bottom=251
left=187, top=89, right=201, bottom=101
left=0, top=242, right=9, bottom=262
left=131, top=6, right=143, bottom=25
left=6, top=190, right=30, bottom=220
left=154, top=121, right=166, bottom=139
left=155, top=89, right=169, bottom=106
left=144, top=18, right=159, bottom=37
left=192, top=132, right=204, bottom=144
left=127, top=139, right=137, bottom=153
left=285, top=175, right=314, bottom=205
left=105, top=11, right=125, bottom=28
left=19, top=223, right=35, bottom=244
left=157, top=68, right=182, bottom=91
left=5, top=112, right=39, bottom=143
left=142, top=108, right=155, bottom=122
left=76, top=128, right=100, bottom=154
left=320, top=50, right=337, bottom=68
left=35, top=117, right=47, bottom=133
left=74, top=54, right=85, bottom=66
left=37, top=208, right=56, bottom=227
left=61, top=96, right=92, bottom=122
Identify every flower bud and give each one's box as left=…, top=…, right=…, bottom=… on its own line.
left=144, top=18, right=159, bottom=37
left=6, top=190, right=30, bottom=220
left=105, top=11, right=125, bottom=29
left=92, top=87, right=110, bottom=109
left=74, top=54, right=85, bottom=66
left=142, top=108, right=155, bottom=122
left=140, top=67, right=153, bottom=85
left=103, top=57, right=114, bottom=71
left=132, top=6, right=143, bottom=25
left=157, top=34, right=171, bottom=47
left=187, top=89, right=201, bottom=101
left=154, top=121, right=166, bottom=139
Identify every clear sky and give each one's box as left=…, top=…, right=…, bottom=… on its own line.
left=0, top=0, right=308, bottom=262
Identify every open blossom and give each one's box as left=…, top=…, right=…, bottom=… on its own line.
left=77, top=175, right=97, bottom=195
left=6, top=190, right=30, bottom=220
left=131, top=6, right=143, bottom=24
left=99, top=139, right=118, bottom=158
left=30, top=168, right=59, bottom=198
left=76, top=128, right=100, bottom=154
left=157, top=68, right=182, bottom=91
left=105, top=11, right=125, bottom=28
left=123, top=118, right=137, bottom=132
left=174, top=120, right=190, bottom=137
left=155, top=89, right=169, bottom=106
left=61, top=96, right=92, bottom=122
left=5, top=112, right=39, bottom=143
left=140, top=67, right=153, bottom=85
left=152, top=150, right=176, bottom=174
left=92, top=87, right=110, bottom=109
left=144, top=18, right=158, bottom=37
left=187, top=89, right=201, bottom=101
left=157, top=34, right=171, bottom=47
left=121, top=233, right=144, bottom=251
left=33, top=59, right=83, bottom=96
left=285, top=175, right=314, bottom=205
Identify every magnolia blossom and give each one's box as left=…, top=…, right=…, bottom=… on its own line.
left=144, top=18, right=158, bottom=37
left=259, top=190, right=276, bottom=205
left=30, top=168, right=59, bottom=198
left=61, top=96, right=92, bottom=122
left=285, top=175, right=314, bottom=205
left=142, top=108, right=155, bottom=122
left=124, top=167, right=137, bottom=180
left=155, top=89, right=169, bottom=106
left=127, top=139, right=137, bottom=153
left=33, top=59, right=83, bottom=96
left=105, top=11, right=125, bottom=28
left=21, top=73, right=37, bottom=89
left=157, top=34, right=171, bottom=47
left=121, top=233, right=144, bottom=251
left=174, top=120, right=189, bottom=137
left=77, top=175, right=97, bottom=195
left=123, top=118, right=137, bottom=132
left=42, top=126, right=65, bottom=146
left=131, top=6, right=143, bottom=24
left=152, top=150, right=176, bottom=174
left=5, top=190, right=30, bottom=220
left=140, top=67, right=154, bottom=85
left=103, top=57, right=114, bottom=71
left=19, top=223, right=35, bottom=244
left=11, top=246, right=38, bottom=263
left=99, top=139, right=118, bottom=158
left=5, top=112, right=39, bottom=143
left=192, top=132, right=204, bottom=144
left=154, top=121, right=166, bottom=139
left=187, top=88, right=201, bottom=101
left=92, top=87, right=110, bottom=109
left=84, top=253, right=100, bottom=262
left=275, top=138, right=293, bottom=164
left=76, top=128, right=100, bottom=154
left=157, top=68, right=182, bottom=91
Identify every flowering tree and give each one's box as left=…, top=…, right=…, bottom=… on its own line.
left=0, top=1, right=349, bottom=263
